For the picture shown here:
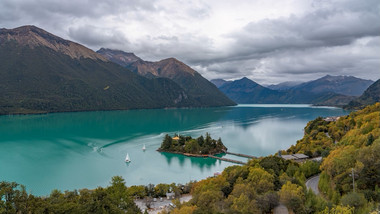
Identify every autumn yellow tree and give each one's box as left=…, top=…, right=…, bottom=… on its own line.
left=279, top=181, right=305, bottom=212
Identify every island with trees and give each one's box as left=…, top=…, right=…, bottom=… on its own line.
left=157, top=133, right=227, bottom=156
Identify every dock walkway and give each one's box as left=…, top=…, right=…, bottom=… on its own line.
left=226, top=151, right=256, bottom=159
left=158, top=150, right=255, bottom=165
left=208, top=155, right=246, bottom=165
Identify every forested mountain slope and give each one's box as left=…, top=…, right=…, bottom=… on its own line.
left=97, top=48, right=236, bottom=107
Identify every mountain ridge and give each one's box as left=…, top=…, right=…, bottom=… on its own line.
left=292, top=75, right=373, bottom=96
left=0, top=26, right=233, bottom=115
left=97, top=48, right=236, bottom=107
left=216, top=76, right=360, bottom=105
left=97, top=48, right=141, bottom=66
left=0, top=25, right=106, bottom=61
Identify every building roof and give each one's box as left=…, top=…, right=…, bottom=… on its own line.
left=323, top=116, right=341, bottom=122
left=292, top=153, right=309, bottom=159
left=281, top=153, right=309, bottom=160
left=172, top=136, right=179, bottom=140
left=281, top=155, right=297, bottom=160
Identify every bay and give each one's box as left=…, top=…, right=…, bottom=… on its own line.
left=0, top=104, right=348, bottom=196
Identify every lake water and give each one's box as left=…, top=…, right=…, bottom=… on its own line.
left=0, top=104, right=348, bottom=196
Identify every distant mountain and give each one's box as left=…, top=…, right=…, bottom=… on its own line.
left=210, top=79, right=231, bottom=88
left=97, top=49, right=235, bottom=107
left=266, top=81, right=303, bottom=91
left=0, top=26, right=231, bottom=115
left=346, top=79, right=380, bottom=109
left=292, top=75, right=373, bottom=96
left=217, top=77, right=356, bottom=105
left=218, top=77, right=285, bottom=104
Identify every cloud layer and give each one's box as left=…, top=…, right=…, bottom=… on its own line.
left=1, top=0, right=379, bottom=84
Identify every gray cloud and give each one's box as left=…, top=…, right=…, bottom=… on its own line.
left=192, top=0, right=380, bottom=83
left=68, top=25, right=130, bottom=48
left=0, top=0, right=379, bottom=84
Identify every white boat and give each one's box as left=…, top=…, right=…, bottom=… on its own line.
left=125, top=153, right=131, bottom=163
left=142, top=144, right=146, bottom=151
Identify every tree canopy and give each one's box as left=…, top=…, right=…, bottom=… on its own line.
left=158, top=133, right=227, bottom=155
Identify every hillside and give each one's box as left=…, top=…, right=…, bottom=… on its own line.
left=346, top=79, right=380, bottom=109
left=0, top=26, right=206, bottom=114
left=286, top=103, right=380, bottom=212
left=97, top=49, right=236, bottom=107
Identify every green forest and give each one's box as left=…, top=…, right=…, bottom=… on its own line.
left=158, top=133, right=227, bottom=155
left=0, top=177, right=195, bottom=214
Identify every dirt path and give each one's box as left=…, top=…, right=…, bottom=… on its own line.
left=273, top=203, right=289, bottom=214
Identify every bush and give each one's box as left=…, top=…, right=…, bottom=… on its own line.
left=340, top=192, right=367, bottom=209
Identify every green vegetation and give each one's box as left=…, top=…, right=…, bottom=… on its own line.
left=169, top=157, right=328, bottom=213
left=289, top=102, right=380, bottom=213
left=288, top=102, right=380, bottom=156
left=158, top=133, right=227, bottom=155
left=0, top=176, right=141, bottom=214
left=0, top=177, right=195, bottom=214
left=0, top=26, right=235, bottom=115
left=0, top=42, right=197, bottom=115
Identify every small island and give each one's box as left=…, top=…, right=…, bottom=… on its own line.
left=157, top=133, right=227, bottom=156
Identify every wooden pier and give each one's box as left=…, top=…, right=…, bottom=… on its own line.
left=158, top=150, right=255, bottom=165
left=208, top=155, right=246, bottom=165
left=226, top=151, right=256, bottom=159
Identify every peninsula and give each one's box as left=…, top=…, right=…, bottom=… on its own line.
left=157, top=133, right=227, bottom=156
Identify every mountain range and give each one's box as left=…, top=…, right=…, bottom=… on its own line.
left=0, top=26, right=234, bottom=115
left=266, top=81, right=303, bottom=91
left=211, top=75, right=375, bottom=106
left=1, top=25, right=376, bottom=115
left=290, top=75, right=373, bottom=96
left=97, top=48, right=235, bottom=107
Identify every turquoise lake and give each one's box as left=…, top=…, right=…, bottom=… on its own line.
left=0, top=104, right=349, bottom=196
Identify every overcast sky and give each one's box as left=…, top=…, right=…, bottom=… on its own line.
left=1, top=0, right=379, bottom=84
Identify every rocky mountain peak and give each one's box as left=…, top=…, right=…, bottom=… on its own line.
left=96, top=48, right=141, bottom=66
left=234, top=77, right=260, bottom=87
left=155, top=57, right=196, bottom=76
left=0, top=25, right=106, bottom=61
